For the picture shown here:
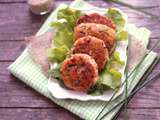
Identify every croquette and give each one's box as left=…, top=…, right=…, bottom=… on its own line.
left=72, top=36, right=109, bottom=71
left=60, top=54, right=99, bottom=92
left=76, top=13, right=116, bottom=29
left=74, top=23, right=116, bottom=54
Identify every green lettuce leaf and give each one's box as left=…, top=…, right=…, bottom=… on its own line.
left=47, top=45, right=69, bottom=62
left=54, top=26, right=74, bottom=48
left=49, top=63, right=66, bottom=87
left=51, top=18, right=73, bottom=48
left=107, top=8, right=125, bottom=31
left=48, top=7, right=82, bottom=63
left=88, top=51, right=124, bottom=95
left=57, top=7, right=82, bottom=29
left=87, top=76, right=110, bottom=95
left=50, top=19, right=68, bottom=29
left=100, top=65, right=122, bottom=90
left=113, top=51, right=125, bottom=65
left=117, top=30, right=128, bottom=41
left=108, top=68, right=122, bottom=80
left=49, top=63, right=61, bottom=79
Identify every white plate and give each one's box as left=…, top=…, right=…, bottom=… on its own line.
left=48, top=41, right=128, bottom=101
left=48, top=6, right=128, bottom=101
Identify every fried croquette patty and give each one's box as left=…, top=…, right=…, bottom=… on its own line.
left=74, top=23, right=116, bottom=54
left=76, top=13, right=116, bottom=29
left=72, top=36, right=109, bottom=71
left=60, top=54, right=99, bottom=92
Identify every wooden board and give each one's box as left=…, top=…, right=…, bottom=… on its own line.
left=0, top=1, right=160, bottom=41
left=0, top=108, right=159, bottom=120
left=0, top=0, right=160, bottom=119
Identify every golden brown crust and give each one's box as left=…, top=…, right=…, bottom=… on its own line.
left=76, top=13, right=116, bottom=29
left=60, top=54, right=98, bottom=92
left=72, top=36, right=109, bottom=71
left=74, top=23, right=116, bottom=54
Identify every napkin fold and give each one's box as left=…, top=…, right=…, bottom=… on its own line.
left=8, top=0, right=157, bottom=120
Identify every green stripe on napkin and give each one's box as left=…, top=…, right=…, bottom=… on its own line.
left=8, top=0, right=157, bottom=120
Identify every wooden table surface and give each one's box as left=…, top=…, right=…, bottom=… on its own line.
left=0, top=0, right=160, bottom=119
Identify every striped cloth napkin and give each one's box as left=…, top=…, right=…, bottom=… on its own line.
left=8, top=0, right=157, bottom=119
